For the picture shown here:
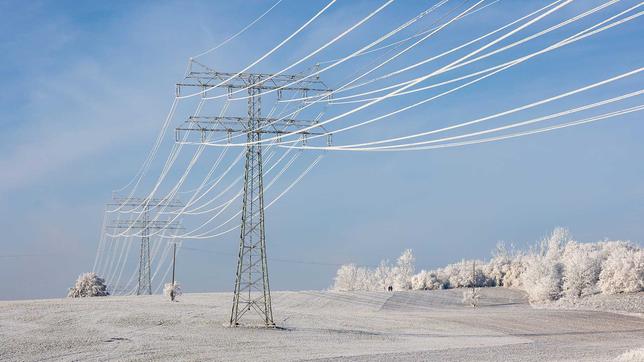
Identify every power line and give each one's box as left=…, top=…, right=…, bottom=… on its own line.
left=191, top=0, right=284, bottom=59
left=294, top=69, right=643, bottom=150
left=285, top=4, right=643, bottom=150
left=176, top=0, right=337, bottom=100
left=329, top=104, right=644, bottom=152
left=106, top=197, right=184, bottom=295
left=193, top=0, right=568, bottom=149
left=187, top=0, right=462, bottom=147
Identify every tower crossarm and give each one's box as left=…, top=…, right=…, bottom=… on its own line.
left=176, top=68, right=332, bottom=98
left=177, top=79, right=331, bottom=96
left=175, top=116, right=331, bottom=144
left=187, top=115, right=326, bottom=128
left=107, top=220, right=184, bottom=230
left=108, top=197, right=184, bottom=208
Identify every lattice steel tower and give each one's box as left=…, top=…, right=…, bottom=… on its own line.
left=176, top=60, right=331, bottom=326
left=108, top=197, right=183, bottom=295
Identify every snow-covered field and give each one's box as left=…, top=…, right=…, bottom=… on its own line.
left=1, top=289, right=643, bottom=361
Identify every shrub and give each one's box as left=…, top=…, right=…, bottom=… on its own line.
left=67, top=272, right=109, bottom=298
left=424, top=271, right=447, bottom=290
left=411, top=270, right=429, bottom=290
left=163, top=282, right=182, bottom=301
left=521, top=255, right=564, bottom=302
left=519, top=228, right=572, bottom=302
left=598, top=245, right=644, bottom=294
left=486, top=242, right=524, bottom=287
left=462, top=288, right=481, bottom=307
left=502, top=258, right=525, bottom=289
left=333, top=264, right=359, bottom=291
left=561, top=241, right=601, bottom=298
left=438, top=260, right=492, bottom=289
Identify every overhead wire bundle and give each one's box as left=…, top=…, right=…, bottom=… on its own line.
left=92, top=0, right=643, bottom=295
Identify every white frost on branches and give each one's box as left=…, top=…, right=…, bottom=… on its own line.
left=520, top=228, right=569, bottom=302
left=333, top=264, right=359, bottom=291
left=463, top=288, right=481, bottom=307
left=521, top=254, right=564, bottom=302
left=374, top=260, right=394, bottom=291
left=331, top=228, right=643, bottom=303
left=163, top=282, right=183, bottom=301
left=598, top=243, right=643, bottom=294
left=393, top=249, right=415, bottom=290
left=486, top=242, right=524, bottom=288
left=562, top=241, right=601, bottom=298
left=332, top=251, right=416, bottom=291
left=67, top=272, right=109, bottom=298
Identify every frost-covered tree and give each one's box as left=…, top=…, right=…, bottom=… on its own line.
left=598, top=245, right=643, bottom=294
left=411, top=270, right=429, bottom=290
left=540, top=227, right=570, bottom=259
left=521, top=255, right=564, bottom=302
left=462, top=288, right=481, bottom=307
left=520, top=228, right=571, bottom=302
left=410, top=269, right=445, bottom=290
left=164, top=282, right=182, bottom=301
left=373, top=260, right=393, bottom=291
left=329, top=228, right=642, bottom=298
left=561, top=242, right=601, bottom=298
left=501, top=257, right=525, bottom=289
left=393, top=249, right=415, bottom=290
left=424, top=271, right=447, bottom=290
left=486, top=242, right=525, bottom=287
left=333, top=262, right=390, bottom=291
left=437, top=260, right=492, bottom=289
left=463, top=261, right=482, bottom=307
left=333, top=264, right=359, bottom=291
left=355, top=267, right=375, bottom=291
left=486, top=243, right=511, bottom=287
left=67, top=272, right=109, bottom=298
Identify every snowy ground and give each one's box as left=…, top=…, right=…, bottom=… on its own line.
left=1, top=288, right=643, bottom=361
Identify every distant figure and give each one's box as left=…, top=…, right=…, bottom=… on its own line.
left=387, top=286, right=393, bottom=292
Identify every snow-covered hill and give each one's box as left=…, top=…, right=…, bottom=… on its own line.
left=1, top=289, right=642, bottom=361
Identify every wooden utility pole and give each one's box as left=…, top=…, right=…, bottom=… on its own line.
left=171, top=243, right=177, bottom=301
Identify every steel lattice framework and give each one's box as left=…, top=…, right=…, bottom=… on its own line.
left=107, top=197, right=184, bottom=295
left=176, top=62, right=331, bottom=327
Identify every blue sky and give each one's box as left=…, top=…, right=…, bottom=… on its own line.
left=0, top=0, right=642, bottom=300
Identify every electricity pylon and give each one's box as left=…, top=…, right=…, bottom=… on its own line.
left=107, top=197, right=184, bottom=295
left=176, top=60, right=331, bottom=327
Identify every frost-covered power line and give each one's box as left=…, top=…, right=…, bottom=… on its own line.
left=324, top=0, right=627, bottom=105
left=186, top=0, right=484, bottom=148
left=190, top=0, right=283, bottom=59
left=314, top=0, right=501, bottom=66
left=284, top=4, right=643, bottom=150
left=191, top=0, right=571, bottom=150
left=293, top=68, right=643, bottom=151
left=176, top=0, right=337, bottom=100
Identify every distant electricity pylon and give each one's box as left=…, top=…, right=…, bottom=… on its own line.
left=107, top=197, right=184, bottom=295
left=176, top=62, right=331, bottom=327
